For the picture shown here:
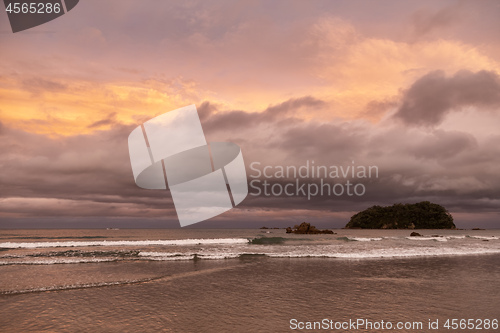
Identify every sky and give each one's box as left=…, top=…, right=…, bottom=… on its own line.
left=1, top=0, right=500, bottom=229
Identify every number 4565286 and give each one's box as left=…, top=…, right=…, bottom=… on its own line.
left=5, top=2, right=61, bottom=14
left=444, top=319, right=498, bottom=330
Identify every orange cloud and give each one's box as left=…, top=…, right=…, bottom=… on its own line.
left=1, top=14, right=499, bottom=135
left=307, top=17, right=500, bottom=121
left=0, top=76, right=222, bottom=136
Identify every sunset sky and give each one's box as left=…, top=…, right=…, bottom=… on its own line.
left=1, top=0, right=500, bottom=228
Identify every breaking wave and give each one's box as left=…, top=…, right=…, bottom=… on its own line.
left=0, top=238, right=249, bottom=249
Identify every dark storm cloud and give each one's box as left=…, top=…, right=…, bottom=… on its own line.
left=2, top=93, right=500, bottom=228
left=195, top=97, right=500, bottom=224
left=409, top=130, right=477, bottom=160
left=394, top=70, right=500, bottom=126
left=276, top=122, right=366, bottom=161
left=202, top=96, right=325, bottom=132
left=0, top=123, right=176, bottom=219
left=197, top=101, right=217, bottom=121
left=263, top=97, right=326, bottom=120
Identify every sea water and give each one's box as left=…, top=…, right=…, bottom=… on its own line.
left=0, top=229, right=499, bottom=332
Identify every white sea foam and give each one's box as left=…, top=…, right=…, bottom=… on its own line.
left=2, top=245, right=500, bottom=264
left=468, top=235, right=499, bottom=240
left=139, top=251, right=248, bottom=260
left=0, top=238, right=249, bottom=249
left=138, top=246, right=500, bottom=260
left=406, top=235, right=498, bottom=241
left=139, top=251, right=184, bottom=257
left=2, top=232, right=499, bottom=265
left=348, top=237, right=383, bottom=242
left=266, top=247, right=500, bottom=259
left=145, top=255, right=197, bottom=261
left=0, top=258, right=118, bottom=265
left=406, top=236, right=448, bottom=242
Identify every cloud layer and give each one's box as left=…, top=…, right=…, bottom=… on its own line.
left=395, top=70, right=500, bottom=126
left=1, top=1, right=500, bottom=228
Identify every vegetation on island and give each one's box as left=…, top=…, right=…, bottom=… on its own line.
left=286, top=222, right=335, bottom=234
left=345, top=201, right=455, bottom=229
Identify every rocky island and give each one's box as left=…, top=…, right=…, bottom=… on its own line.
left=345, top=201, right=455, bottom=229
left=286, top=222, right=335, bottom=234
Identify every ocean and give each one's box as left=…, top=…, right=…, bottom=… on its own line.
left=0, top=228, right=499, bottom=332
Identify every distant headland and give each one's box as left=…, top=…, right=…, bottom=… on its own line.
left=345, top=201, right=456, bottom=229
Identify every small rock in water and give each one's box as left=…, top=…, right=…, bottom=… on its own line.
left=410, top=232, right=423, bottom=237
left=286, top=222, right=335, bottom=234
